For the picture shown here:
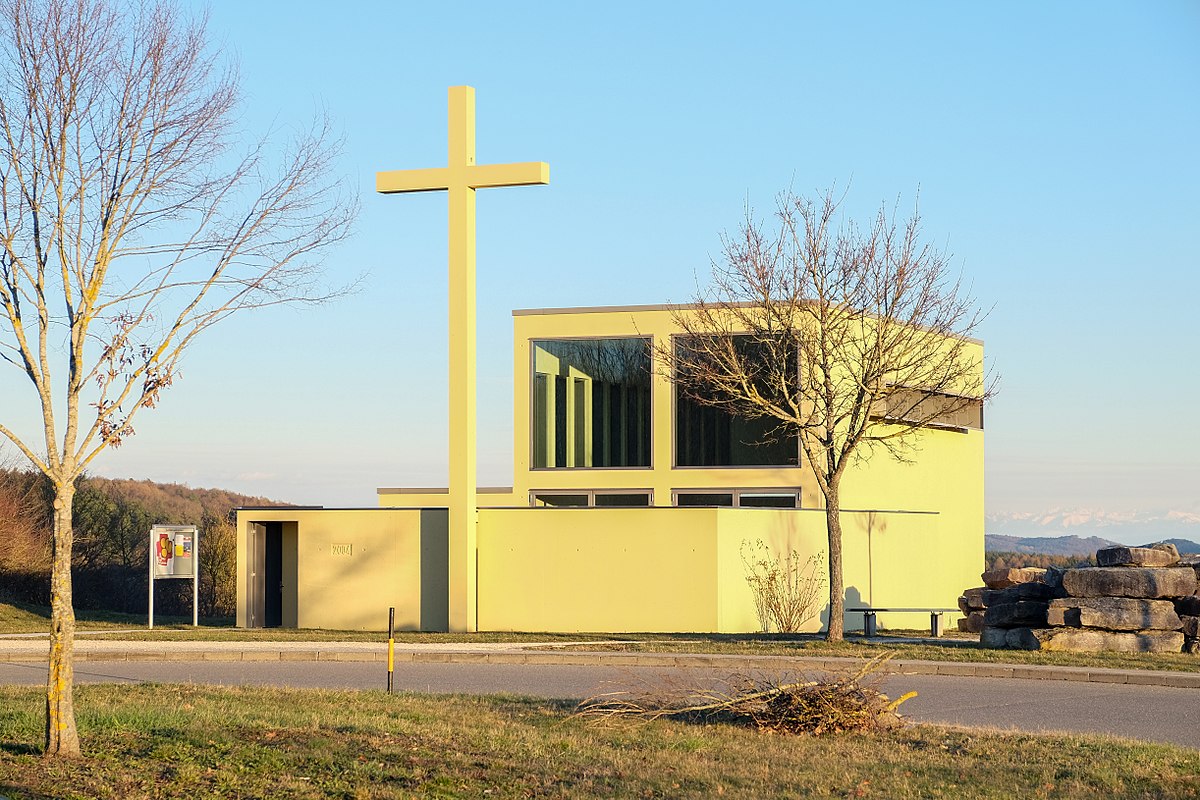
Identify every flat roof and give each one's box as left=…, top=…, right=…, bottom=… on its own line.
left=513, top=303, right=686, bottom=316
left=512, top=302, right=984, bottom=345
left=377, top=487, right=514, bottom=494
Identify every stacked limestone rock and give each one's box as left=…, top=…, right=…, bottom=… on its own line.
left=979, top=543, right=1199, bottom=653
left=957, top=567, right=1048, bottom=633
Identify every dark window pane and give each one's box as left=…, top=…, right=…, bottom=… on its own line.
left=554, top=375, right=567, bottom=468
left=674, top=336, right=799, bottom=467
left=675, top=493, right=734, bottom=507
left=532, top=338, right=652, bottom=468
left=533, top=494, right=589, bottom=507
left=594, top=493, right=651, bottom=507
left=738, top=493, right=798, bottom=508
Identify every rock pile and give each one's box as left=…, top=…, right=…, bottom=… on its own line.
left=970, top=544, right=1200, bottom=653
left=956, top=567, right=1048, bottom=633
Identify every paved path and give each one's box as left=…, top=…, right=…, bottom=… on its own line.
left=2, top=644, right=1198, bottom=748
left=1, top=639, right=1198, bottom=687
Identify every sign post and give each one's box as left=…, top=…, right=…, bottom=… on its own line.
left=148, top=524, right=200, bottom=629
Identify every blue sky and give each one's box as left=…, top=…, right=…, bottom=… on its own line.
left=4, top=1, right=1198, bottom=515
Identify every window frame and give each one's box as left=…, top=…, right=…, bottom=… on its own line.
left=529, top=335, right=655, bottom=471
left=671, top=488, right=802, bottom=508
left=529, top=489, right=655, bottom=508
left=669, top=333, right=803, bottom=470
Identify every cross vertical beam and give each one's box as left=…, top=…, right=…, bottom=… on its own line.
left=376, top=86, right=549, bottom=632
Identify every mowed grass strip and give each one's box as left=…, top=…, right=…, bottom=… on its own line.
left=0, top=685, right=1197, bottom=799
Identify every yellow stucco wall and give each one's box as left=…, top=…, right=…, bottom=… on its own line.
left=475, top=506, right=973, bottom=633
left=234, top=501, right=976, bottom=634
left=504, top=306, right=984, bottom=600
left=235, top=508, right=448, bottom=631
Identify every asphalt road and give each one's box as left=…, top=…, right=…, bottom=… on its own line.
left=2, top=660, right=1196, bottom=748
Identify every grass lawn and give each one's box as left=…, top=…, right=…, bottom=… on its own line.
left=0, top=684, right=1197, bottom=799
left=0, top=600, right=188, bottom=634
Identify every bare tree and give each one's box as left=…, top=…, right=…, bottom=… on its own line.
left=0, top=0, right=354, bottom=755
left=666, top=189, right=991, bottom=642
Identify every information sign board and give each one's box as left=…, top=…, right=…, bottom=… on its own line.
left=148, top=524, right=199, bottom=628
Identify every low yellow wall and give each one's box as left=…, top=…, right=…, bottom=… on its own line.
left=235, top=504, right=976, bottom=634
left=235, top=508, right=448, bottom=631
left=477, top=506, right=973, bottom=633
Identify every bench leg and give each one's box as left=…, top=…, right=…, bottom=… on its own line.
left=930, top=611, right=944, bottom=638
left=864, top=611, right=877, bottom=637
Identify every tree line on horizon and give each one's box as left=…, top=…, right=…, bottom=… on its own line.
left=983, top=551, right=1097, bottom=573
left=0, top=468, right=281, bottom=617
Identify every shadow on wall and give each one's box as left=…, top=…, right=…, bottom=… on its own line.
left=817, top=585, right=868, bottom=633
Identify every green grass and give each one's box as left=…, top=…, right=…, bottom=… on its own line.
left=0, top=684, right=1196, bottom=799
left=0, top=599, right=232, bottom=635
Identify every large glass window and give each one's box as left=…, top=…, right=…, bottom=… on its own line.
left=674, top=337, right=799, bottom=467
left=532, top=338, right=652, bottom=468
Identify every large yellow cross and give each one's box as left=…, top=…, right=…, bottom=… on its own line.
left=376, top=86, right=549, bottom=632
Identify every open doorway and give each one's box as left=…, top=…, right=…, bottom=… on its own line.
left=247, top=521, right=294, bottom=628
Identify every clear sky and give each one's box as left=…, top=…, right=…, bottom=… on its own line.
left=4, top=1, right=1198, bottom=516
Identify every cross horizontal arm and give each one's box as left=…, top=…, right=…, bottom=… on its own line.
left=376, top=167, right=453, bottom=194
left=466, top=162, right=549, bottom=189
left=376, top=162, right=550, bottom=195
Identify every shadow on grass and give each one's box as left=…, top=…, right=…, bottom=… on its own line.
left=0, top=740, right=41, bottom=757
left=1, top=597, right=233, bottom=629
left=1, top=782, right=54, bottom=800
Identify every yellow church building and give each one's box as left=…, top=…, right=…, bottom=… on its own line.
left=235, top=86, right=984, bottom=636
left=236, top=302, right=984, bottom=634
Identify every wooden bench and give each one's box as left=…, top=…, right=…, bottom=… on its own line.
left=846, top=607, right=960, bottom=637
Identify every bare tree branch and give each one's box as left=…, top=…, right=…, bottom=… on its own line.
left=660, top=188, right=995, bottom=643
left=0, top=0, right=357, bottom=756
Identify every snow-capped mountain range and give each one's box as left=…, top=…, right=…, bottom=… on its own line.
left=986, top=508, right=1200, bottom=552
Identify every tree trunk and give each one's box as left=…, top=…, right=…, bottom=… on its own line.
left=45, top=482, right=80, bottom=757
left=824, top=485, right=844, bottom=643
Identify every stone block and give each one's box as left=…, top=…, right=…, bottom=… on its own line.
left=981, top=567, right=1047, bottom=589
left=983, top=582, right=1061, bottom=607
left=1175, top=595, right=1200, bottom=617
left=984, top=601, right=1049, bottom=628
left=1181, top=615, right=1199, bottom=639
left=1096, top=545, right=1179, bottom=568
left=957, top=596, right=971, bottom=614
left=956, top=610, right=986, bottom=633
left=1061, top=567, right=1197, bottom=599
left=1005, top=627, right=1184, bottom=653
left=1041, top=567, right=1065, bottom=590
left=1046, top=597, right=1181, bottom=631
left=979, top=626, right=1009, bottom=648
left=962, top=587, right=988, bottom=608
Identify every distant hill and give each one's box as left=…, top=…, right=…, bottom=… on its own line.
left=987, top=508, right=1200, bottom=546
left=84, top=476, right=284, bottom=523
left=986, top=533, right=1200, bottom=557
left=985, top=534, right=1118, bottom=557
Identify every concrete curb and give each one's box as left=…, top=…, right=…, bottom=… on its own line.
left=1, top=645, right=1198, bottom=688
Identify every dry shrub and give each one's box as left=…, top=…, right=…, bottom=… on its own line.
left=198, top=514, right=236, bottom=618
left=0, top=467, right=49, bottom=573
left=575, top=656, right=915, bottom=736
left=741, top=538, right=825, bottom=633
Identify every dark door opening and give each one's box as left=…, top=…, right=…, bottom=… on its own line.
left=263, top=522, right=283, bottom=628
